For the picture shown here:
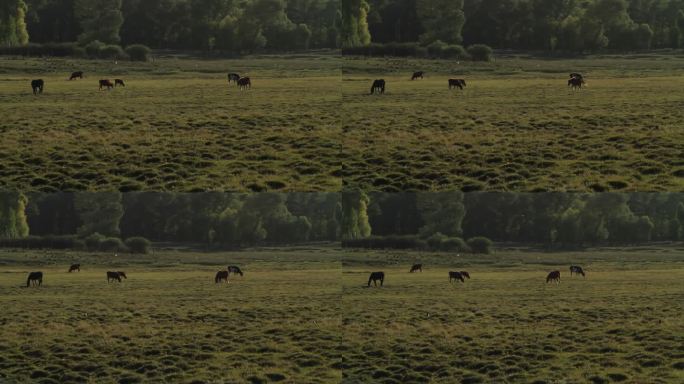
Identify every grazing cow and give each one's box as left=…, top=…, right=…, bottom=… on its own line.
left=411, top=71, right=424, bottom=80
left=449, top=79, right=466, bottom=90
left=215, top=270, right=229, bottom=283
left=460, top=271, right=470, bottom=279
left=107, top=271, right=126, bottom=283
left=568, top=77, right=584, bottom=90
left=368, top=272, right=385, bottom=287
left=69, top=71, right=84, bottom=80
left=370, top=79, right=385, bottom=95
left=237, top=77, right=251, bottom=90
left=227, top=73, right=240, bottom=83
left=569, top=265, right=585, bottom=277
left=99, top=79, right=114, bottom=90
left=546, top=271, right=561, bottom=284
left=114, top=79, right=125, bottom=87
left=409, top=264, right=422, bottom=273
left=31, top=79, right=44, bottom=95
left=68, top=264, right=80, bottom=273
left=449, top=271, right=465, bottom=283
left=26, top=272, right=43, bottom=287
left=227, top=266, right=244, bottom=276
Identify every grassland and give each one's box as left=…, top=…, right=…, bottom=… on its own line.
left=342, top=53, right=684, bottom=192
left=1, top=246, right=683, bottom=383
left=0, top=54, right=341, bottom=192
left=342, top=247, right=684, bottom=383
left=0, top=248, right=341, bottom=383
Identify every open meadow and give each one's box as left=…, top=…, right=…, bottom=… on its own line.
left=342, top=53, right=684, bottom=192
left=0, top=248, right=342, bottom=383
left=0, top=54, right=341, bottom=192
left=1, top=246, right=683, bottom=383
left=342, top=247, right=684, bottom=383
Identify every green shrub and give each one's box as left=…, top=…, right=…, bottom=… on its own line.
left=442, top=237, right=469, bottom=252
left=84, top=40, right=105, bottom=57
left=427, top=40, right=447, bottom=57
left=125, top=237, right=151, bottom=254
left=426, top=232, right=448, bottom=250
left=443, top=44, right=468, bottom=59
left=100, top=237, right=126, bottom=252
left=99, top=44, right=126, bottom=59
left=125, top=44, right=152, bottom=61
left=0, top=235, right=81, bottom=249
left=341, top=235, right=426, bottom=250
left=467, top=44, right=494, bottom=62
left=467, top=236, right=494, bottom=254
left=84, top=232, right=106, bottom=251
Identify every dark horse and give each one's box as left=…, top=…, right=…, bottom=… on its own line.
left=227, top=73, right=240, bottom=83
left=570, top=73, right=583, bottom=80
left=449, top=79, right=466, bottom=90
left=411, top=71, right=425, bottom=80
left=228, top=266, right=244, bottom=276
left=460, top=271, right=471, bottom=279
left=368, top=272, right=384, bottom=287
left=370, top=79, right=385, bottom=95
left=449, top=271, right=465, bottom=283
left=237, top=77, right=251, bottom=90
left=99, top=79, right=114, bottom=90
left=31, top=79, right=44, bottom=95
left=546, top=271, right=561, bottom=284
left=68, top=264, right=80, bottom=273
left=215, top=270, right=229, bottom=283
left=69, top=71, right=84, bottom=80
left=27, top=272, right=43, bottom=287
left=409, top=264, right=422, bottom=273
left=568, top=77, right=584, bottom=90
left=115, top=79, right=125, bottom=87
left=570, top=265, right=585, bottom=277
left=107, top=271, right=126, bottom=283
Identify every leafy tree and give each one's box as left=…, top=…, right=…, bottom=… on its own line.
left=74, top=0, right=124, bottom=44
left=341, top=190, right=371, bottom=240
left=74, top=192, right=124, bottom=237
left=416, top=0, right=465, bottom=44
left=0, top=0, right=29, bottom=46
left=0, top=192, right=29, bottom=239
left=341, top=0, right=371, bottom=46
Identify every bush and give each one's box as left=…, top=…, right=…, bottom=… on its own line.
left=467, top=237, right=494, bottom=254
left=100, top=237, right=126, bottom=252
left=84, top=40, right=105, bottom=57
left=125, top=44, right=151, bottom=61
left=426, top=232, right=448, bottom=250
left=342, top=235, right=426, bottom=250
left=0, top=235, right=81, bottom=249
left=467, top=44, right=494, bottom=62
left=125, top=237, right=151, bottom=254
left=84, top=232, right=106, bottom=251
left=442, top=44, right=469, bottom=59
left=427, top=40, right=447, bottom=57
left=99, top=44, right=126, bottom=59
left=0, top=42, right=84, bottom=57
left=342, top=42, right=427, bottom=58
left=441, top=237, right=470, bottom=252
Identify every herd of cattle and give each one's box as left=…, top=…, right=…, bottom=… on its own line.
left=369, top=71, right=586, bottom=94
left=22, top=264, right=585, bottom=288
left=366, top=264, right=586, bottom=287
left=29, top=71, right=252, bottom=95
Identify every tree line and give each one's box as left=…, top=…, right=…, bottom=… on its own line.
left=1, top=0, right=340, bottom=51
left=2, top=191, right=683, bottom=250
left=344, top=0, right=684, bottom=51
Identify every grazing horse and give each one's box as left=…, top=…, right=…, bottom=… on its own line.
left=449, top=271, right=465, bottom=283
left=568, top=77, right=584, bottom=90
left=570, top=73, right=583, bottom=80
left=114, top=79, right=125, bottom=87
left=546, top=271, right=561, bottom=284
left=99, top=79, right=114, bottom=90
left=460, top=271, right=470, bottom=279
left=107, top=271, right=126, bottom=283
left=370, top=79, right=385, bottom=95
left=409, top=264, right=422, bottom=273
left=26, top=272, right=43, bottom=287
left=68, top=264, right=80, bottom=273
left=215, top=270, right=229, bottom=283
left=31, top=79, right=44, bottom=95
left=449, top=79, right=466, bottom=90
left=411, top=71, right=424, bottom=80
left=570, top=265, right=585, bottom=277
left=227, top=73, right=240, bottom=83
left=237, top=77, right=251, bottom=90
left=69, top=71, right=84, bottom=80
left=227, top=266, right=244, bottom=276
left=368, top=272, right=385, bottom=287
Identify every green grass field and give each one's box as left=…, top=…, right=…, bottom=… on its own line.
left=342, top=54, right=684, bottom=192
left=1, top=246, right=683, bottom=383
left=3, top=53, right=684, bottom=192
left=0, top=54, right=341, bottom=192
